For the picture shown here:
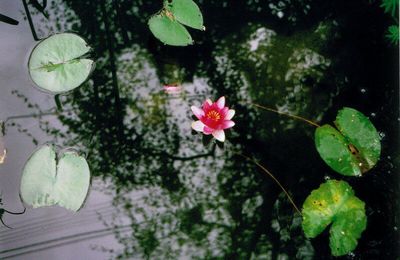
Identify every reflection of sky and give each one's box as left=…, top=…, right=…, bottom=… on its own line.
left=0, top=1, right=119, bottom=259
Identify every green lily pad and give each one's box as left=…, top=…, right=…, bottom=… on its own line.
left=20, top=144, right=90, bottom=212
left=302, top=180, right=367, bottom=256
left=148, top=12, right=193, bottom=46
left=165, top=0, right=204, bottom=30
left=315, top=107, right=381, bottom=176
left=148, top=0, right=204, bottom=46
left=28, top=33, right=95, bottom=93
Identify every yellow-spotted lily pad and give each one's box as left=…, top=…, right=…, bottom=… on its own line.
left=302, top=180, right=367, bottom=256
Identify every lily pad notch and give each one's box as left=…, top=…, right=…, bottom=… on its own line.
left=148, top=0, right=205, bottom=46
left=315, top=107, right=381, bottom=176
left=28, top=33, right=95, bottom=93
left=20, top=144, right=91, bottom=212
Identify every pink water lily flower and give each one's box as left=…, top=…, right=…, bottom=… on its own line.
left=191, top=96, right=235, bottom=142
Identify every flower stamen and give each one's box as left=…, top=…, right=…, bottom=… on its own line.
left=206, top=110, right=221, bottom=121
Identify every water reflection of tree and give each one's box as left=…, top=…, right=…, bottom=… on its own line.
left=20, top=0, right=399, bottom=259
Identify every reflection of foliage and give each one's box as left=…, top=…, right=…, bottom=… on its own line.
left=210, top=22, right=337, bottom=137
left=0, top=13, right=19, bottom=25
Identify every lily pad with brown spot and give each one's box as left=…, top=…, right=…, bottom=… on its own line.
left=165, top=0, right=204, bottom=30
left=315, top=107, right=381, bottom=176
left=148, top=0, right=204, bottom=46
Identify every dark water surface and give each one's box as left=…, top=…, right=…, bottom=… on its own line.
left=0, top=0, right=399, bottom=259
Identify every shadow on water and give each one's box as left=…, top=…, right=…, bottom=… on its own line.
left=5, top=0, right=399, bottom=259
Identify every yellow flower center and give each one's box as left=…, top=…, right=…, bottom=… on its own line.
left=206, top=110, right=221, bottom=121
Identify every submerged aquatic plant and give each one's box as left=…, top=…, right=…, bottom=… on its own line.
left=380, top=0, right=399, bottom=44
left=191, top=96, right=235, bottom=142
left=381, top=0, right=398, bottom=17
left=386, top=25, right=399, bottom=44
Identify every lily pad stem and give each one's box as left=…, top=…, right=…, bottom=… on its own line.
left=4, top=207, right=26, bottom=215
left=252, top=103, right=320, bottom=128
left=239, top=153, right=302, bottom=215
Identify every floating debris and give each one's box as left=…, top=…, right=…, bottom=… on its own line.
left=0, top=126, right=5, bottom=164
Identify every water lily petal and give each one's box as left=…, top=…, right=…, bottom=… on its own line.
left=203, top=126, right=214, bottom=135
left=191, top=106, right=204, bottom=119
left=216, top=96, right=225, bottom=109
left=221, top=120, right=235, bottom=129
left=212, top=130, right=225, bottom=142
left=220, top=107, right=229, bottom=117
left=203, top=99, right=212, bottom=111
left=191, top=121, right=205, bottom=132
left=225, top=109, right=235, bottom=120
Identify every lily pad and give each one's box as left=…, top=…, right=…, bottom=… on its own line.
left=20, top=144, right=90, bottom=212
left=28, top=33, right=95, bottom=93
left=148, top=0, right=204, bottom=46
left=302, top=180, right=367, bottom=256
left=165, top=0, right=204, bottom=30
left=315, top=107, right=381, bottom=176
left=148, top=12, right=193, bottom=46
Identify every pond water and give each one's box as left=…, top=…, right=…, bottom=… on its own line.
left=0, top=0, right=399, bottom=259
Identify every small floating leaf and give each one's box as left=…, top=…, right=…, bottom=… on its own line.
left=30, top=0, right=49, bottom=19
left=302, top=180, right=367, bottom=256
left=166, top=0, right=204, bottom=30
left=315, top=107, right=381, bottom=176
left=20, top=144, right=90, bottom=211
left=28, top=33, right=95, bottom=93
left=148, top=13, right=193, bottom=46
